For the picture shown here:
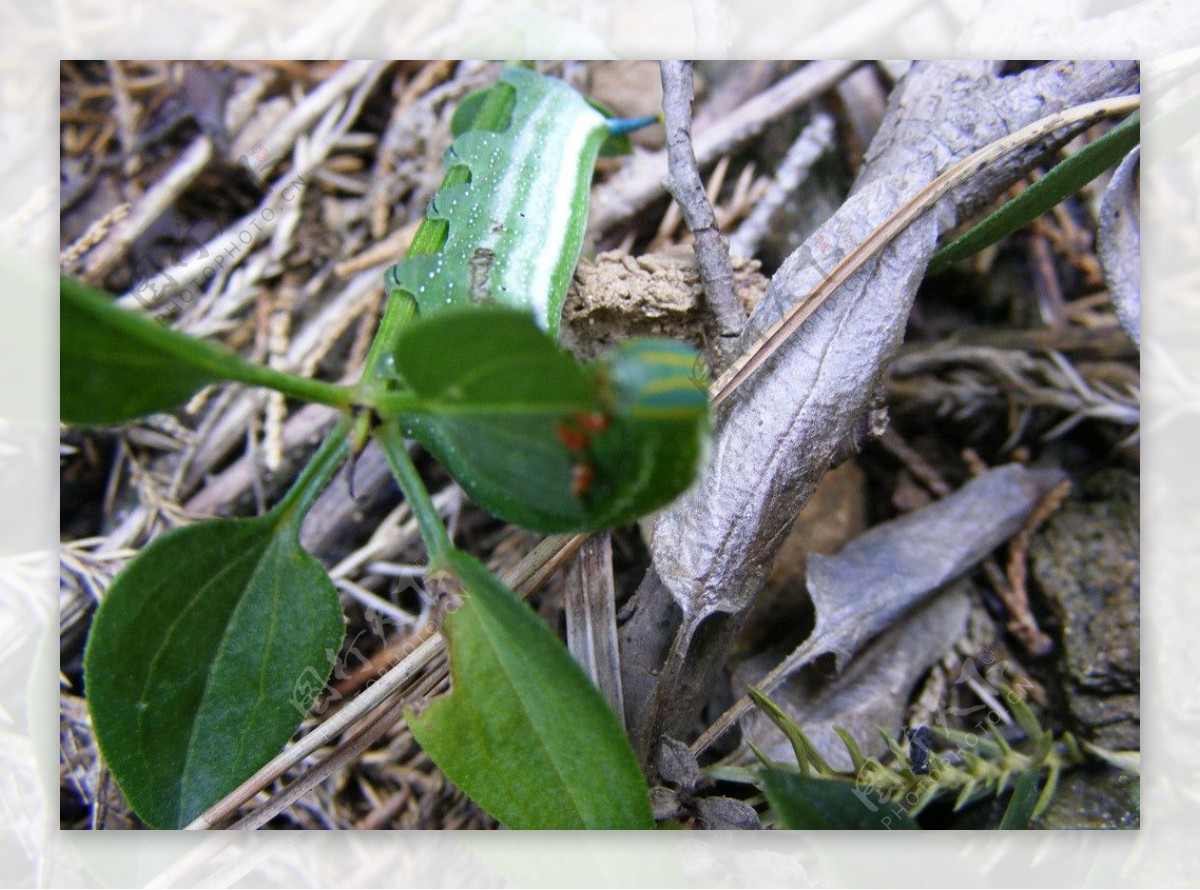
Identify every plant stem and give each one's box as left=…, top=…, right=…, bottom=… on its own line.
left=361, top=289, right=418, bottom=387
left=236, top=363, right=359, bottom=411
left=273, top=417, right=351, bottom=529
left=377, top=420, right=453, bottom=563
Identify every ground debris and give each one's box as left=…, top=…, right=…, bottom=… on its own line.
left=1030, top=469, right=1140, bottom=752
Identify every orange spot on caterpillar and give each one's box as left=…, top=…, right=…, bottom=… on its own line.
left=570, top=461, right=595, bottom=497
left=576, top=411, right=609, bottom=434
left=555, top=422, right=589, bottom=452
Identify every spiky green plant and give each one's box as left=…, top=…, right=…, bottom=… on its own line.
left=707, top=685, right=1139, bottom=828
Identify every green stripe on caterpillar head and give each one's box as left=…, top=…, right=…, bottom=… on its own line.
left=566, top=339, right=710, bottom=523
left=384, top=66, right=656, bottom=342
left=605, top=339, right=710, bottom=420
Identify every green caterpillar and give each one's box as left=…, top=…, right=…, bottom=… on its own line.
left=572, top=339, right=709, bottom=518
left=384, top=66, right=654, bottom=341
left=374, top=67, right=709, bottom=530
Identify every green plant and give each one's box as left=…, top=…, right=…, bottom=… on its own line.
left=66, top=66, right=708, bottom=829
left=712, top=685, right=1138, bottom=829
left=928, top=110, right=1140, bottom=274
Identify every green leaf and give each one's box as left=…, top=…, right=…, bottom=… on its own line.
left=929, top=111, right=1140, bottom=275
left=377, top=306, right=709, bottom=532
left=406, top=549, right=653, bottom=829
left=83, top=432, right=348, bottom=828
left=62, top=276, right=354, bottom=425
left=747, top=686, right=835, bottom=776
left=999, top=770, right=1041, bottom=829
left=1004, top=686, right=1045, bottom=741
left=62, top=276, right=232, bottom=425
left=833, top=726, right=870, bottom=774
left=760, top=771, right=919, bottom=830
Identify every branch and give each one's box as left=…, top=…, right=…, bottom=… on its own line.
left=590, top=60, right=860, bottom=236
left=659, top=61, right=743, bottom=371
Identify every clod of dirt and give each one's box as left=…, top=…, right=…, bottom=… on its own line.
left=561, top=249, right=767, bottom=361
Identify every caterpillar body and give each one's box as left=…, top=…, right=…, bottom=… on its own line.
left=385, top=66, right=652, bottom=341
left=376, top=67, right=709, bottom=529
left=575, top=339, right=709, bottom=519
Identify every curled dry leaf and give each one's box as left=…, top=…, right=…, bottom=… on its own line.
left=696, top=463, right=1064, bottom=753
left=1098, top=145, right=1140, bottom=344
left=737, top=582, right=971, bottom=771
left=794, top=464, right=1062, bottom=673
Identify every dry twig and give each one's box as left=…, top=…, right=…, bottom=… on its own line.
left=659, top=61, right=743, bottom=370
